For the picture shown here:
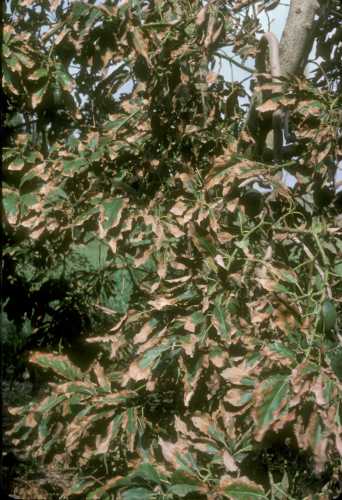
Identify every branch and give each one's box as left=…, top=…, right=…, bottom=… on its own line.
left=279, top=0, right=320, bottom=76
left=216, top=52, right=254, bottom=74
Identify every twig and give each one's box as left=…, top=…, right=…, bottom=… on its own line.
left=216, top=52, right=254, bottom=74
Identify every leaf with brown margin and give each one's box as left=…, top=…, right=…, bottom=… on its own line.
left=224, top=388, right=253, bottom=408
left=122, top=359, right=151, bottom=385
left=158, top=438, right=188, bottom=468
left=253, top=374, right=290, bottom=441
left=191, top=414, right=212, bottom=434
left=133, top=319, right=157, bottom=344
left=219, top=476, right=266, bottom=499
left=170, top=200, right=188, bottom=216
left=221, top=362, right=255, bottom=386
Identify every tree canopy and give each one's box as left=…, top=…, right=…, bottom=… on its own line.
left=2, top=1, right=342, bottom=498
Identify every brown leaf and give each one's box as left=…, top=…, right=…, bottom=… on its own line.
left=95, top=420, right=114, bottom=455
left=191, top=414, right=211, bottom=434
left=166, top=223, right=185, bottom=238
left=93, top=362, right=110, bottom=389
left=148, top=297, right=175, bottom=310
left=183, top=316, right=196, bottom=333
left=130, top=27, right=151, bottom=65
left=222, top=449, right=238, bottom=472
left=170, top=200, right=187, bottom=216
left=158, top=438, right=188, bottom=467
left=196, top=6, right=208, bottom=26
left=133, top=321, right=154, bottom=344
left=183, top=335, right=198, bottom=357
left=221, top=363, right=253, bottom=385
left=224, top=388, right=250, bottom=408
left=122, top=359, right=150, bottom=385
left=259, top=277, right=277, bottom=292
left=256, top=98, right=279, bottom=113
left=311, top=375, right=327, bottom=407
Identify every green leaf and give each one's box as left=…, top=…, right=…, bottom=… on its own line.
left=100, top=269, right=134, bottom=314
left=131, top=463, right=160, bottom=484
left=28, top=67, right=48, bottom=81
left=254, top=374, right=290, bottom=436
left=32, top=83, right=48, bottom=108
left=139, top=346, right=167, bottom=369
left=45, top=187, right=69, bottom=206
left=73, top=239, right=108, bottom=270
left=19, top=169, right=44, bottom=188
left=222, top=478, right=266, bottom=499
left=63, top=157, right=88, bottom=175
left=122, top=487, right=154, bottom=500
left=56, top=66, right=73, bottom=91
left=102, top=198, right=125, bottom=230
left=213, top=304, right=230, bottom=339
left=334, top=262, right=342, bottom=277
left=320, top=299, right=337, bottom=332
left=274, top=283, right=291, bottom=294
left=269, top=342, right=296, bottom=361
left=20, top=193, right=39, bottom=213
left=71, top=1, right=89, bottom=20
left=3, top=187, right=19, bottom=220
left=63, top=382, right=96, bottom=396
left=29, top=352, right=83, bottom=381
left=168, top=484, right=200, bottom=496
left=37, top=394, right=66, bottom=413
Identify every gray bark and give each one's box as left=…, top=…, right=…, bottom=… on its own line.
left=244, top=0, right=321, bottom=157
left=279, top=0, right=320, bottom=76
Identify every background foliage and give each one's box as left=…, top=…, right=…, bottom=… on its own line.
left=2, top=0, right=342, bottom=498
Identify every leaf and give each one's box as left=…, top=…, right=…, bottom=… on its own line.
left=253, top=374, right=290, bottom=441
left=56, top=66, right=73, bottom=91
left=168, top=484, right=201, bottom=496
left=37, top=394, right=67, bottom=413
left=101, top=198, right=125, bottom=231
left=28, top=67, right=48, bottom=81
left=3, top=187, right=19, bottom=224
left=101, top=269, right=133, bottom=314
left=212, top=304, right=230, bottom=339
left=320, top=299, right=337, bottom=332
left=73, top=239, right=108, bottom=270
left=122, top=488, right=154, bottom=500
left=29, top=352, right=83, bottom=381
left=139, top=346, right=167, bottom=369
left=221, top=476, right=266, bottom=499
left=334, top=262, right=342, bottom=277
left=130, top=27, right=151, bottom=65
left=159, top=438, right=188, bottom=468
left=222, top=449, right=238, bottom=472
left=62, top=157, right=88, bottom=175
left=256, top=98, right=279, bottom=113
left=32, top=84, right=48, bottom=109
left=8, top=158, right=25, bottom=171
left=131, top=463, right=160, bottom=484
left=133, top=319, right=158, bottom=344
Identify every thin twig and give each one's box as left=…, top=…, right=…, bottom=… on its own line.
left=216, top=52, right=254, bottom=74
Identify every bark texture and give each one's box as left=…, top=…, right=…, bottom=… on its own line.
left=244, top=0, right=321, bottom=158
left=279, top=0, right=320, bottom=76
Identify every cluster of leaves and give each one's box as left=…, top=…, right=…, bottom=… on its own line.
left=3, top=0, right=342, bottom=498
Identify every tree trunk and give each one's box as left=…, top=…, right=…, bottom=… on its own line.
left=279, top=0, right=320, bottom=76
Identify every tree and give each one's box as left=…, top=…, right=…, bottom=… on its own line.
left=2, top=1, right=341, bottom=498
